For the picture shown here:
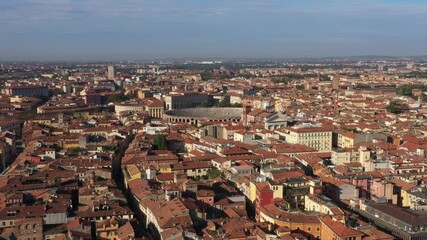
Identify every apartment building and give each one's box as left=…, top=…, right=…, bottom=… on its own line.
left=277, top=123, right=333, bottom=151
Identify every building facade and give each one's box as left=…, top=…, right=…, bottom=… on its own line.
left=278, top=123, right=333, bottom=151
left=107, top=65, right=116, bottom=80
left=5, top=86, right=49, bottom=97
left=164, top=92, right=212, bottom=110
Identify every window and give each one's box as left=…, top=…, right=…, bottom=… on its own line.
left=308, top=227, right=311, bottom=232
left=317, top=227, right=320, bottom=232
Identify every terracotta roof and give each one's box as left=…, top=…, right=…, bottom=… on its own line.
left=260, top=203, right=321, bottom=224
left=320, top=215, right=362, bottom=237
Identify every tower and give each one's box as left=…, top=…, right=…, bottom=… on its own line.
left=107, top=65, right=116, bottom=80
left=332, top=77, right=340, bottom=90
left=57, top=113, right=64, bottom=124
left=412, top=89, right=423, bottom=107
left=242, top=104, right=251, bottom=126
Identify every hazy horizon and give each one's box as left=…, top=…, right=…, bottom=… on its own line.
left=2, top=0, right=427, bottom=61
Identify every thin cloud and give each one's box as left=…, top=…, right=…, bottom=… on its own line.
left=1, top=0, right=427, bottom=60
left=2, top=0, right=427, bottom=22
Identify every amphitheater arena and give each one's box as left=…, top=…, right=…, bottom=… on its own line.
left=114, top=103, right=145, bottom=115
left=164, top=108, right=242, bottom=125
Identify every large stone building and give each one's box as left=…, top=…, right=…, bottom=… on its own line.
left=356, top=201, right=427, bottom=240
left=4, top=86, right=49, bottom=97
left=0, top=120, right=21, bottom=135
left=114, top=99, right=164, bottom=118
left=259, top=203, right=322, bottom=239
left=163, top=108, right=241, bottom=125
left=277, top=123, right=333, bottom=151
left=14, top=217, right=44, bottom=240
left=164, top=92, right=212, bottom=110
left=335, top=131, right=387, bottom=148
left=115, top=103, right=146, bottom=115
left=144, top=98, right=164, bottom=118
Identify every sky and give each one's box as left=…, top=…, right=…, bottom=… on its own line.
left=1, top=0, right=427, bottom=61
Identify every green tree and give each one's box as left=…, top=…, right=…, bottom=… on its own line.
left=106, top=94, right=134, bottom=103
left=197, top=102, right=214, bottom=108
left=207, top=168, right=221, bottom=179
left=67, top=147, right=85, bottom=156
left=320, top=74, right=331, bottom=81
left=23, top=108, right=37, bottom=121
left=214, top=100, right=232, bottom=108
left=296, top=84, right=305, bottom=90
left=31, top=94, right=50, bottom=102
left=200, top=71, right=213, bottom=81
left=102, top=145, right=118, bottom=152
left=239, top=73, right=253, bottom=78
left=219, top=73, right=229, bottom=79
left=94, top=106, right=108, bottom=112
left=153, top=134, right=167, bottom=150
left=386, top=100, right=408, bottom=114
left=396, top=84, right=427, bottom=101
left=217, top=100, right=243, bottom=107
left=302, top=165, right=314, bottom=176
left=272, top=77, right=291, bottom=84
left=87, top=135, right=106, bottom=143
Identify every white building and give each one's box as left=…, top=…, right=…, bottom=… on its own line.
left=107, top=65, right=116, bottom=80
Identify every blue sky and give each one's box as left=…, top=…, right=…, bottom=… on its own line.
left=1, top=0, right=427, bottom=61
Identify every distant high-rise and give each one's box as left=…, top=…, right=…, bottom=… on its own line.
left=378, top=63, right=385, bottom=72
left=332, top=76, right=340, bottom=90
left=107, top=65, right=116, bottom=80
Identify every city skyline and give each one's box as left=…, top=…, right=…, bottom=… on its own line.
left=2, top=0, right=427, bottom=61
left=2, top=34, right=427, bottom=240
